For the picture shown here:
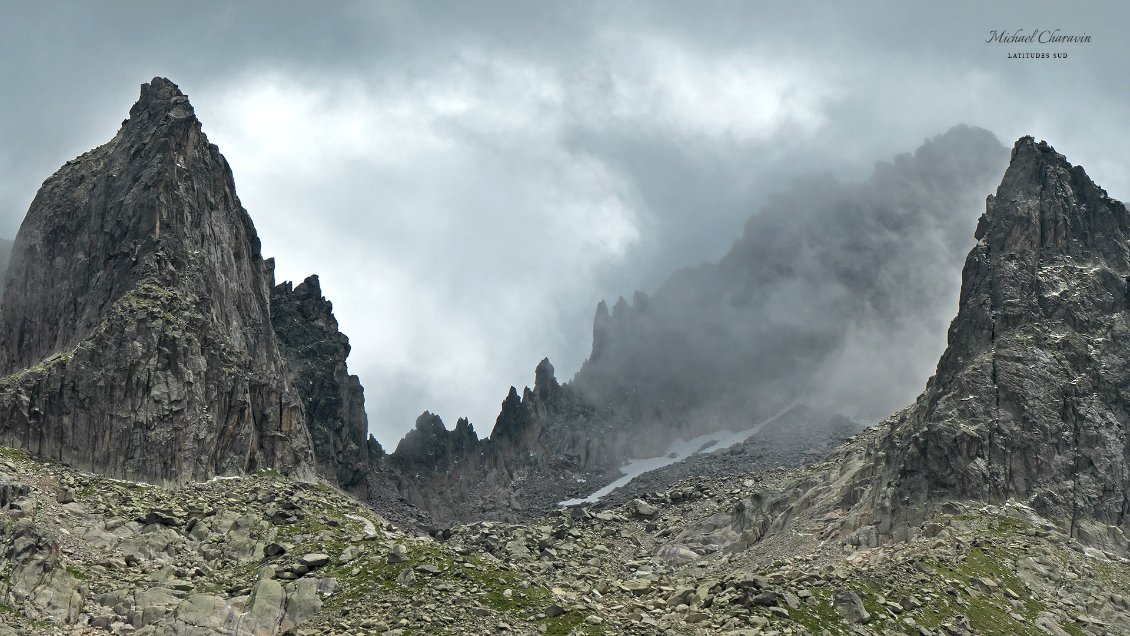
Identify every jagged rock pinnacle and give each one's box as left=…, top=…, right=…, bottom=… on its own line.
left=534, top=357, right=557, bottom=396
left=862, top=136, right=1130, bottom=539
left=0, top=78, right=315, bottom=482
left=272, top=273, right=371, bottom=491
left=128, top=77, right=195, bottom=122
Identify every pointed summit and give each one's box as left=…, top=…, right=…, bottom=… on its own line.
left=715, top=137, right=1130, bottom=553
left=128, top=77, right=196, bottom=122
left=845, top=136, right=1130, bottom=540
left=534, top=357, right=557, bottom=396
left=0, top=79, right=314, bottom=482
left=982, top=136, right=1128, bottom=258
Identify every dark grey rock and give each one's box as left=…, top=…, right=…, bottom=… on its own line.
left=868, top=137, right=1130, bottom=534
left=0, top=77, right=314, bottom=483
left=271, top=275, right=375, bottom=491
left=832, top=589, right=870, bottom=623
left=725, top=136, right=1130, bottom=551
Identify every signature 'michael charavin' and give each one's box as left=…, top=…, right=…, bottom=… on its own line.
left=986, top=29, right=1091, bottom=44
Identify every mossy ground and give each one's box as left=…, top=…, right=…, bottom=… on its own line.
left=769, top=509, right=1114, bottom=636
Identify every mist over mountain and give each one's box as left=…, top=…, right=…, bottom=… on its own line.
left=0, top=80, right=1013, bottom=529
left=706, top=135, right=1130, bottom=568
left=571, top=126, right=1010, bottom=454
left=371, top=126, right=1011, bottom=526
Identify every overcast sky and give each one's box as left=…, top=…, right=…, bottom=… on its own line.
left=0, top=1, right=1126, bottom=447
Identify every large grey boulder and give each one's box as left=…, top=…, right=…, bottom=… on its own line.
left=0, top=519, right=85, bottom=624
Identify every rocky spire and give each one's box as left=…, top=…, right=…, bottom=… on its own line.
left=590, top=300, right=611, bottom=362
left=272, top=274, right=372, bottom=491
left=490, top=387, right=527, bottom=443
left=853, top=136, right=1130, bottom=540
left=0, top=78, right=314, bottom=482
left=391, top=411, right=477, bottom=471
left=533, top=357, right=558, bottom=398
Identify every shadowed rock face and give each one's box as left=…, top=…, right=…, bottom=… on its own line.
left=0, top=78, right=314, bottom=482
left=359, top=357, right=617, bottom=530
left=272, top=274, right=377, bottom=491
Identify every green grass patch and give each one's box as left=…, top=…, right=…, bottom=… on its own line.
left=541, top=612, right=604, bottom=636
left=922, top=547, right=1049, bottom=635
left=0, top=446, right=28, bottom=460
left=0, top=348, right=75, bottom=385
left=784, top=588, right=850, bottom=634
left=65, top=564, right=88, bottom=580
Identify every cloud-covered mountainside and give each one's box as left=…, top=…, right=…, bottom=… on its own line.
left=371, top=125, right=1011, bottom=526
left=0, top=78, right=1009, bottom=529
left=573, top=125, right=1010, bottom=449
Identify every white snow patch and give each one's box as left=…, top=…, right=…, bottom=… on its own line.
left=205, top=475, right=242, bottom=483
left=559, top=403, right=799, bottom=506
left=101, top=477, right=158, bottom=489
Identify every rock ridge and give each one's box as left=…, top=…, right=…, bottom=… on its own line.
left=376, top=125, right=1010, bottom=527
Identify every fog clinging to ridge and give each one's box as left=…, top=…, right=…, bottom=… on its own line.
left=0, top=1, right=1126, bottom=446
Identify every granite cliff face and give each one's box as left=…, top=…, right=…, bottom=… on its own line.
left=271, top=275, right=381, bottom=492
left=867, top=136, right=1130, bottom=536
left=0, top=78, right=314, bottom=482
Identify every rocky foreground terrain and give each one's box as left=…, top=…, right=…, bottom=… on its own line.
left=2, top=427, right=1129, bottom=635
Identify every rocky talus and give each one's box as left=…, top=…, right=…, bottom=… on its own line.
left=0, top=78, right=314, bottom=483
left=3, top=438, right=1129, bottom=635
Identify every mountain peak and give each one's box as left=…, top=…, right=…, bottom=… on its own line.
left=986, top=136, right=1126, bottom=257
left=1003, top=135, right=1070, bottom=178
left=0, top=76, right=314, bottom=482
left=126, top=77, right=196, bottom=127
left=1009, top=134, right=1045, bottom=159
left=862, top=136, right=1130, bottom=538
